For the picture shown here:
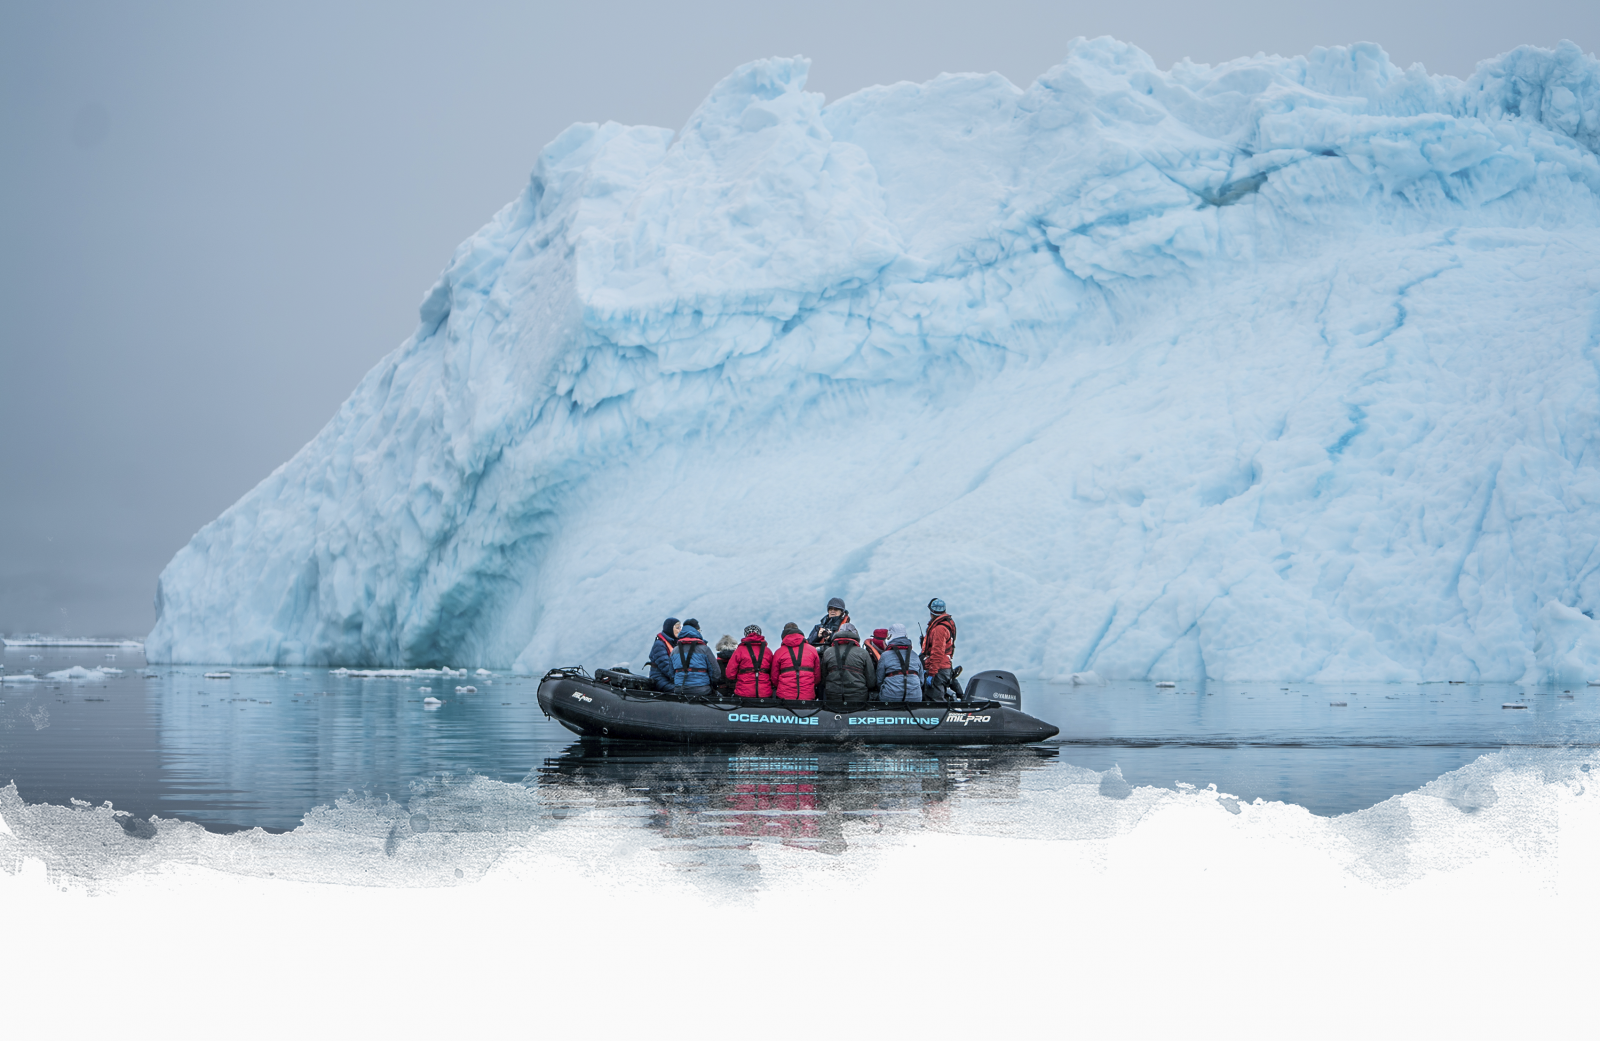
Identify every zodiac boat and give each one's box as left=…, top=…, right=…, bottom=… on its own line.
left=536, top=666, right=1060, bottom=745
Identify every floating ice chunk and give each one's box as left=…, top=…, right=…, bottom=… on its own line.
left=2, top=637, right=143, bottom=649
left=45, top=666, right=111, bottom=682
left=418, top=686, right=432, bottom=693
left=1155, top=681, right=1177, bottom=689
left=331, top=667, right=466, bottom=679
left=204, top=672, right=231, bottom=680
left=142, top=41, right=1600, bottom=684
left=1330, top=701, right=1348, bottom=707
left=455, top=685, right=477, bottom=693
left=100, top=667, right=122, bottom=675
left=1070, top=671, right=1103, bottom=685
left=422, top=697, right=443, bottom=707
left=1502, top=703, right=1528, bottom=709
left=475, top=668, right=492, bottom=677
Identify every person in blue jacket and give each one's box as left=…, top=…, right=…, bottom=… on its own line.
left=875, top=623, right=925, bottom=702
left=670, top=624, right=722, bottom=695
left=647, top=617, right=681, bottom=692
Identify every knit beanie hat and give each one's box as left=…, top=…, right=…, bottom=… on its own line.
left=744, top=623, right=763, bottom=637
left=833, top=623, right=859, bottom=642
left=782, top=622, right=802, bottom=636
left=888, top=623, right=908, bottom=641
left=683, top=618, right=700, bottom=630
left=872, top=628, right=889, bottom=641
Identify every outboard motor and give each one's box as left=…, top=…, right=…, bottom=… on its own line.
left=964, top=669, right=1022, bottom=709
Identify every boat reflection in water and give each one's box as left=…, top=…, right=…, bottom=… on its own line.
left=534, top=740, right=1059, bottom=855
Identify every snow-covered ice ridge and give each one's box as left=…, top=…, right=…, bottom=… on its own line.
left=147, top=38, right=1600, bottom=683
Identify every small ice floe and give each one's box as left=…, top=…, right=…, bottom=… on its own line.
left=1502, top=703, right=1528, bottom=709
left=204, top=672, right=231, bottom=680
left=422, top=696, right=443, bottom=707
left=277, top=670, right=286, bottom=676
left=100, top=667, right=122, bottom=675
left=1329, top=701, right=1348, bottom=707
left=1589, top=681, right=1600, bottom=686
left=455, top=685, right=477, bottom=694
left=418, top=686, right=432, bottom=692
left=1070, top=671, right=1103, bottom=685
left=1155, top=681, right=1176, bottom=688
left=45, top=666, right=112, bottom=682
left=105, top=653, right=116, bottom=661
left=475, top=668, right=493, bottom=677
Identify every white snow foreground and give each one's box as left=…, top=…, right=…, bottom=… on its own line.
left=146, top=38, right=1600, bottom=682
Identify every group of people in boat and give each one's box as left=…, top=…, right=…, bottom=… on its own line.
left=645, top=597, right=965, bottom=703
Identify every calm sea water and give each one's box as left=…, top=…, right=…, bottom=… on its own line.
left=3, top=646, right=1596, bottom=832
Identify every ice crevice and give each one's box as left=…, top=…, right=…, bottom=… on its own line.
left=143, top=38, right=1600, bottom=682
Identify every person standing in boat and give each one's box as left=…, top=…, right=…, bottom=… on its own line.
left=648, top=617, right=681, bottom=693
left=669, top=623, right=722, bottom=695
left=724, top=624, right=773, bottom=698
left=921, top=599, right=963, bottom=701
left=819, top=623, right=876, bottom=703
left=876, top=623, right=925, bottom=703
left=768, top=622, right=822, bottom=700
left=807, top=598, right=850, bottom=647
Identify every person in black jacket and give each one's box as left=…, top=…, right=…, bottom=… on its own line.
left=714, top=634, right=738, bottom=696
left=818, top=623, right=876, bottom=704
left=807, top=598, right=851, bottom=647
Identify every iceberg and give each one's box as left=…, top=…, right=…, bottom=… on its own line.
left=146, top=38, right=1600, bottom=683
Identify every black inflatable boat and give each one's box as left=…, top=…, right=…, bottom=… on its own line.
left=536, top=666, right=1060, bottom=745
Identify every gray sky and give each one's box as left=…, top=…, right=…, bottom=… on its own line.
left=2, top=0, right=1595, bottom=638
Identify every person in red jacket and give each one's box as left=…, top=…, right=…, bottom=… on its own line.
left=767, top=622, right=822, bottom=701
left=921, top=598, right=963, bottom=701
left=724, top=624, right=774, bottom=698
left=866, top=627, right=889, bottom=665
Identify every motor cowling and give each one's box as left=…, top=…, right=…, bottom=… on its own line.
left=963, top=669, right=1022, bottom=709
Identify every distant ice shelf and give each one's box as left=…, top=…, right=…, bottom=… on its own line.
left=144, top=38, right=1600, bottom=684
left=3, top=638, right=145, bottom=649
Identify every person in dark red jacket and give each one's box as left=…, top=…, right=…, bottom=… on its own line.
left=767, top=622, right=822, bottom=701
left=724, top=624, right=774, bottom=698
left=866, top=628, right=888, bottom=665
left=921, top=598, right=963, bottom=701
